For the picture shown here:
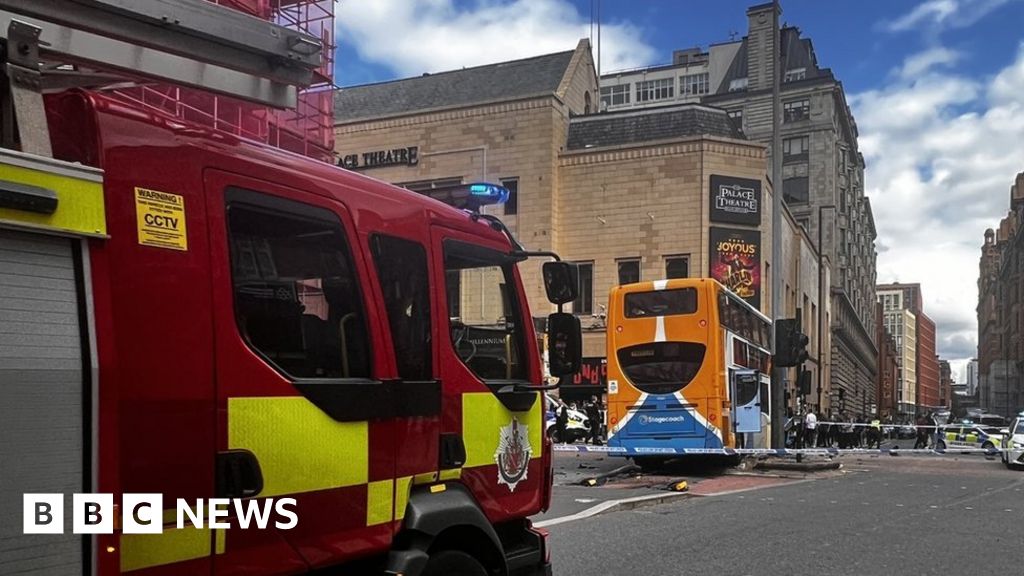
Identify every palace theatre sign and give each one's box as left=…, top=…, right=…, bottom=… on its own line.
left=339, top=146, right=419, bottom=170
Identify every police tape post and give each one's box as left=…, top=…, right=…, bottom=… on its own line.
left=23, top=494, right=298, bottom=534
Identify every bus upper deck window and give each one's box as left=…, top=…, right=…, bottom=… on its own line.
left=624, top=288, right=698, bottom=318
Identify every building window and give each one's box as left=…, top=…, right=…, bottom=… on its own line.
left=636, top=78, right=674, bottom=102
left=783, top=135, right=809, bottom=160
left=446, top=269, right=461, bottom=318
left=783, top=176, right=809, bottom=204
left=584, top=91, right=592, bottom=114
left=600, top=83, right=630, bottom=107
left=681, top=72, right=710, bottom=95
left=618, top=259, right=641, bottom=285
left=783, top=98, right=810, bottom=122
left=665, top=256, right=689, bottom=279
left=501, top=178, right=518, bottom=215
left=784, top=68, right=806, bottom=82
left=727, top=109, right=743, bottom=132
left=728, top=77, right=748, bottom=92
left=573, top=262, right=594, bottom=315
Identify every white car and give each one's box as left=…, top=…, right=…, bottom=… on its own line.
left=1002, top=417, right=1024, bottom=469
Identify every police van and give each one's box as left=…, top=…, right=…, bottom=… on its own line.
left=936, top=423, right=1004, bottom=453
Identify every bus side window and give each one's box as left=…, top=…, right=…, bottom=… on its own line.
left=226, top=193, right=372, bottom=380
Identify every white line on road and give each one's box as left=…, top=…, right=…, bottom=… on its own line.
left=534, top=492, right=690, bottom=528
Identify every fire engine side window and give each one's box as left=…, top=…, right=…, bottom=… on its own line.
left=444, top=240, right=527, bottom=381
left=370, top=234, right=432, bottom=380
left=226, top=195, right=371, bottom=380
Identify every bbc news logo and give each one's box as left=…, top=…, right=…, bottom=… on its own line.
left=23, top=494, right=297, bottom=534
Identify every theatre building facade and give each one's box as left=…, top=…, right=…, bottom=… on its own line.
left=333, top=40, right=830, bottom=409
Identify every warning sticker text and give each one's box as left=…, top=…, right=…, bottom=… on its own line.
left=135, top=187, right=187, bottom=251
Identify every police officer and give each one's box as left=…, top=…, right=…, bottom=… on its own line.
left=585, top=395, right=603, bottom=445
left=555, top=399, right=569, bottom=444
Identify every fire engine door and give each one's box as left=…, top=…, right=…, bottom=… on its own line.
left=430, top=225, right=544, bottom=520
left=205, top=170, right=397, bottom=571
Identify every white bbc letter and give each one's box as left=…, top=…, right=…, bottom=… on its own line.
left=73, top=493, right=113, bottom=534
left=24, top=494, right=63, bottom=534
left=177, top=499, right=204, bottom=529
left=274, top=498, right=298, bottom=530
left=123, top=494, right=163, bottom=534
left=208, top=498, right=231, bottom=529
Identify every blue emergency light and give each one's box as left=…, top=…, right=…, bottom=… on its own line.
left=468, top=182, right=509, bottom=205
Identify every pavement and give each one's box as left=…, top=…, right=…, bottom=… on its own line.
left=541, top=449, right=1024, bottom=576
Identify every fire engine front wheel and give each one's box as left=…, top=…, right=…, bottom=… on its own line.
left=422, top=550, right=488, bottom=576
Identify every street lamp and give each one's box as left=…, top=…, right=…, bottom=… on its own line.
left=817, top=204, right=837, bottom=412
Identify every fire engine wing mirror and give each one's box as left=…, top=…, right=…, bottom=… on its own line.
left=547, top=312, right=582, bottom=377
left=543, top=261, right=579, bottom=305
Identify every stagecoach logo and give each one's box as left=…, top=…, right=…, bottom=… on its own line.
left=494, top=418, right=532, bottom=492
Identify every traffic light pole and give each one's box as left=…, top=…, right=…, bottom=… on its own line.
left=769, top=0, right=784, bottom=449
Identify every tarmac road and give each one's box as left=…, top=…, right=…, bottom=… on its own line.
left=544, top=453, right=1024, bottom=576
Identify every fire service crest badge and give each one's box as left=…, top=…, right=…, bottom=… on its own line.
left=494, top=417, right=532, bottom=492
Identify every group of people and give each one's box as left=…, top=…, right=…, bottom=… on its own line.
left=786, top=409, right=886, bottom=449
left=786, top=409, right=947, bottom=450
left=553, top=395, right=605, bottom=445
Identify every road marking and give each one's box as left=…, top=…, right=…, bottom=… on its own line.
left=534, top=492, right=690, bottom=528
left=693, top=478, right=816, bottom=498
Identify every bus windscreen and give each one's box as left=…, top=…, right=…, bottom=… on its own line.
left=624, top=288, right=697, bottom=318
left=616, top=341, right=706, bottom=394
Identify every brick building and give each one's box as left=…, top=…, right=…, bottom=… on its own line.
left=977, top=171, right=1024, bottom=417
left=599, top=2, right=878, bottom=416
left=332, top=39, right=830, bottom=409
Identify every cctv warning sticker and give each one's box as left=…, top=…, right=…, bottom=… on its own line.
left=135, top=188, right=187, bottom=251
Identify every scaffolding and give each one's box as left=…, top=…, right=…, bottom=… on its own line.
left=113, top=0, right=336, bottom=162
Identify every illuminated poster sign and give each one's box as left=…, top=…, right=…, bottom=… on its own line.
left=571, top=357, right=607, bottom=388
left=708, top=226, right=761, bottom=309
left=709, top=175, right=761, bottom=225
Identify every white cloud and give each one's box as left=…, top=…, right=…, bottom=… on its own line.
left=336, top=0, right=657, bottom=78
left=883, top=0, right=1016, bottom=32
left=851, top=42, right=1024, bottom=364
left=897, top=46, right=961, bottom=78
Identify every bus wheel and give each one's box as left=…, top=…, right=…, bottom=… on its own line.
left=422, top=550, right=488, bottom=576
left=634, top=457, right=668, bottom=472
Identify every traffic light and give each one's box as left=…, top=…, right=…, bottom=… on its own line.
left=774, top=318, right=810, bottom=367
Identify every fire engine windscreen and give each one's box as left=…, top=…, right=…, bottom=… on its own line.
left=227, top=195, right=371, bottom=379
left=444, top=240, right=527, bottom=381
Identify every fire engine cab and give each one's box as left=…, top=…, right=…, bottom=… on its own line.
left=0, top=2, right=582, bottom=575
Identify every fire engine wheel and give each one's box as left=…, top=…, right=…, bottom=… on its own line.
left=422, top=550, right=488, bottom=576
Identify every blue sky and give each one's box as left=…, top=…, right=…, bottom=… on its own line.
left=334, top=0, right=1024, bottom=377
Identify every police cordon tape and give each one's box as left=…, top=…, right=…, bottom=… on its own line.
left=552, top=444, right=1006, bottom=456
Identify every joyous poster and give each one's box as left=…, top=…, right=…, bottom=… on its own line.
left=708, top=227, right=761, bottom=308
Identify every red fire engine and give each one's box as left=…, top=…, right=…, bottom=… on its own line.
left=0, top=3, right=581, bottom=575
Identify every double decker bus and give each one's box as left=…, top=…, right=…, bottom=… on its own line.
left=605, top=278, right=772, bottom=465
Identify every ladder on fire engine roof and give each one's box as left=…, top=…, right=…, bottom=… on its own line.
left=0, top=0, right=324, bottom=156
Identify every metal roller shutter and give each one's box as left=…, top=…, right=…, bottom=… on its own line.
left=0, top=228, right=84, bottom=575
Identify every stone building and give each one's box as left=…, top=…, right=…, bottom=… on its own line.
left=877, top=283, right=939, bottom=414
left=876, top=302, right=899, bottom=418
left=598, top=2, right=878, bottom=415
left=977, top=171, right=1024, bottom=417
left=939, top=359, right=952, bottom=410
left=332, top=39, right=829, bottom=408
